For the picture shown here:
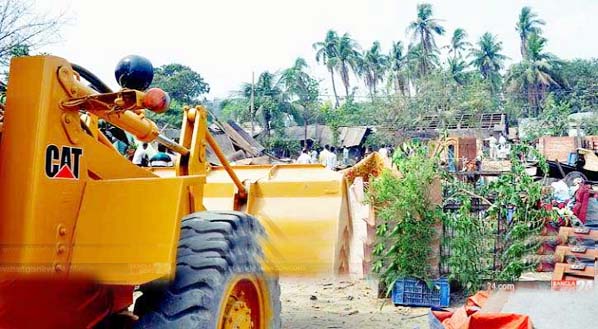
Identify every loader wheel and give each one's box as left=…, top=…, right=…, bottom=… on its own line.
left=133, top=211, right=281, bottom=329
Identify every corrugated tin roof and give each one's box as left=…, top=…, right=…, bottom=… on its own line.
left=407, top=113, right=507, bottom=130
left=158, top=118, right=265, bottom=165
left=225, top=120, right=265, bottom=155
left=283, top=125, right=369, bottom=147
left=206, top=132, right=235, bottom=165
left=341, top=127, right=368, bottom=147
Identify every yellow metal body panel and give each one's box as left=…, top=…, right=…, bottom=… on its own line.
left=0, top=56, right=92, bottom=275
left=0, top=56, right=206, bottom=284
left=204, top=164, right=352, bottom=275
left=70, top=176, right=203, bottom=284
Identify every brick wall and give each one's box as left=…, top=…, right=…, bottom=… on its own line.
left=538, top=137, right=579, bottom=162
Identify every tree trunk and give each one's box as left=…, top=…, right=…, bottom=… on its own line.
left=520, top=35, right=527, bottom=59
left=537, top=84, right=546, bottom=116
left=342, top=64, right=350, bottom=97
left=421, top=30, right=428, bottom=76
left=263, top=108, right=271, bottom=138
left=329, top=68, right=340, bottom=108
left=303, top=112, right=308, bottom=146
left=368, top=84, right=374, bottom=103
left=527, top=85, right=535, bottom=117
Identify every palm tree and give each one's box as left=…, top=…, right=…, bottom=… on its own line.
left=279, top=57, right=320, bottom=141
left=470, top=32, right=507, bottom=93
left=389, top=41, right=408, bottom=95
left=313, top=30, right=340, bottom=107
left=506, top=34, right=563, bottom=116
left=406, top=43, right=439, bottom=81
left=358, top=41, right=388, bottom=101
left=407, top=3, right=445, bottom=76
left=516, top=6, right=545, bottom=58
left=447, top=57, right=467, bottom=85
left=336, top=33, right=361, bottom=97
left=446, top=28, right=471, bottom=59
left=242, top=71, right=287, bottom=138
left=279, top=57, right=310, bottom=93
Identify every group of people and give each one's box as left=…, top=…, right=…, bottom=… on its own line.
left=131, top=143, right=176, bottom=167
left=487, top=133, right=510, bottom=160
left=296, top=145, right=339, bottom=170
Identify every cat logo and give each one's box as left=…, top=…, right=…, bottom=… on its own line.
left=45, top=145, right=83, bottom=180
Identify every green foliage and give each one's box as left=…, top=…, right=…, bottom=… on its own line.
left=505, top=34, right=562, bottom=117
left=220, top=98, right=250, bottom=122
left=443, top=144, right=548, bottom=293
left=149, top=64, right=210, bottom=127
left=263, top=135, right=301, bottom=158
left=519, top=93, right=571, bottom=142
left=557, top=59, right=598, bottom=112
left=369, top=142, right=442, bottom=291
left=152, top=64, right=210, bottom=104
left=516, top=6, right=545, bottom=58
left=407, top=3, right=445, bottom=77
left=484, top=144, right=547, bottom=281
left=538, top=94, right=571, bottom=136
left=358, top=41, right=388, bottom=99
left=364, top=130, right=394, bottom=149
left=580, top=113, right=598, bottom=136
left=470, top=32, right=507, bottom=94
left=442, top=194, right=489, bottom=292
left=9, top=44, right=29, bottom=57
left=279, top=57, right=321, bottom=130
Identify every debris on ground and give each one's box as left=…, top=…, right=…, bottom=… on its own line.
left=281, top=278, right=428, bottom=329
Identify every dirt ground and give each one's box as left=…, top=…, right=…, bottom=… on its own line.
left=279, top=277, right=429, bottom=329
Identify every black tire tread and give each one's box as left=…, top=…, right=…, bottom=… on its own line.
left=133, top=211, right=280, bottom=329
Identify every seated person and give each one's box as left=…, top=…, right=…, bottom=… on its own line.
left=150, top=144, right=173, bottom=167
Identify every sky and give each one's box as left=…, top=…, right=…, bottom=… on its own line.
left=36, top=0, right=598, bottom=99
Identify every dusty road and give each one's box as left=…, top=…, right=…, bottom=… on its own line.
left=280, top=277, right=429, bottom=329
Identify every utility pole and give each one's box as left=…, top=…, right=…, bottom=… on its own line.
left=250, top=71, right=255, bottom=135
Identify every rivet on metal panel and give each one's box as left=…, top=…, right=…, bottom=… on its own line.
left=57, top=225, right=67, bottom=237
left=56, top=243, right=66, bottom=254
left=62, top=113, right=80, bottom=144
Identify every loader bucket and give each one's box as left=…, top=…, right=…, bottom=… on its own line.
left=204, top=164, right=352, bottom=276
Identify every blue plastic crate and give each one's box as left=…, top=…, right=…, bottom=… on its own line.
left=392, top=277, right=450, bottom=308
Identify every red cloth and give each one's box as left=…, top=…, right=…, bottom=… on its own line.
left=432, top=291, right=533, bottom=329
left=573, top=184, right=590, bottom=223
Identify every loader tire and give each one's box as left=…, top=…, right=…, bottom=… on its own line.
left=133, top=211, right=281, bottom=329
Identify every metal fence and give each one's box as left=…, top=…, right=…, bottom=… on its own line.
left=440, top=196, right=506, bottom=277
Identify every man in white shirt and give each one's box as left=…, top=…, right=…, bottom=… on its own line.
left=310, top=149, right=318, bottom=164
left=297, top=148, right=311, bottom=164
left=488, top=135, right=498, bottom=160
left=342, top=147, right=349, bottom=165
left=326, top=146, right=337, bottom=170
left=319, top=145, right=331, bottom=165
left=132, top=143, right=150, bottom=167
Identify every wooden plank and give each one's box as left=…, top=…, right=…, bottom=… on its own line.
left=552, top=263, right=595, bottom=281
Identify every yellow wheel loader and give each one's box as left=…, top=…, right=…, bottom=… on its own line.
left=0, top=55, right=351, bottom=328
